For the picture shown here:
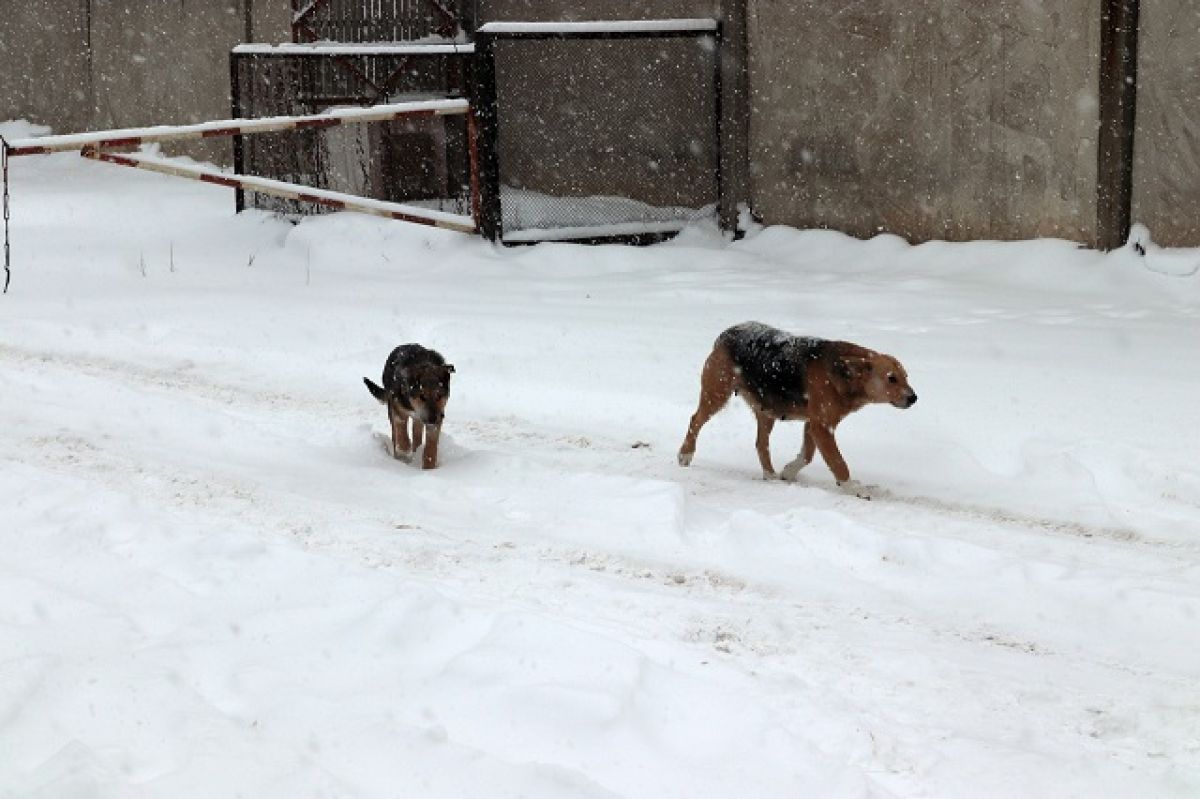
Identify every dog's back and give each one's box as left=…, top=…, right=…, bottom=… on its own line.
left=718, top=322, right=826, bottom=411
left=382, top=344, right=447, bottom=391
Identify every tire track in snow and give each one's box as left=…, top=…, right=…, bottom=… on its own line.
left=7, top=411, right=1199, bottom=775
left=458, top=416, right=1184, bottom=554
left=0, top=340, right=1186, bottom=555
left=0, top=430, right=757, bottom=607
left=0, top=342, right=354, bottom=418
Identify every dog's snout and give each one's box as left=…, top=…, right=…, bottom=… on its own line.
left=905, top=392, right=918, bottom=408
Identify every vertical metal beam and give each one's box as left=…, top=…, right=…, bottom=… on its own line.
left=84, top=0, right=95, bottom=129
left=243, top=0, right=254, bottom=42
left=1097, top=0, right=1140, bottom=250
left=467, top=109, right=482, bottom=229
left=719, top=0, right=749, bottom=237
left=472, top=31, right=503, bottom=242
left=237, top=0, right=252, bottom=213
left=460, top=0, right=478, bottom=37
left=230, top=53, right=247, bottom=213
left=713, top=23, right=727, bottom=235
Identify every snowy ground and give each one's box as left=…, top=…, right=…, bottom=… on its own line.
left=2, top=122, right=1200, bottom=797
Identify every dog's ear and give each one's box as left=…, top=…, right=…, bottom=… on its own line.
left=445, top=364, right=455, bottom=374
left=833, top=356, right=872, bottom=382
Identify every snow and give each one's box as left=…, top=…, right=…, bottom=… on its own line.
left=477, top=19, right=718, bottom=35
left=501, top=189, right=712, bottom=242
left=232, top=43, right=476, bottom=56
left=2, top=122, right=1199, bottom=797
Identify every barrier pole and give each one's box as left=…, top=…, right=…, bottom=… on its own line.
left=2, top=99, right=470, bottom=157
left=82, top=149, right=478, bottom=233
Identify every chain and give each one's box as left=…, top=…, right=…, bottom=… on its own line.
left=2, top=137, right=11, bottom=294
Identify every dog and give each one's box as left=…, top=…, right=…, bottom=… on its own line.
left=364, top=343, right=454, bottom=469
left=677, top=322, right=916, bottom=485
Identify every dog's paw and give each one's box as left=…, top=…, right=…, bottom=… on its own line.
left=836, top=479, right=872, bottom=500
left=677, top=451, right=693, bottom=467
left=779, top=459, right=807, bottom=482
left=761, top=470, right=779, bottom=481
left=393, top=449, right=413, bottom=464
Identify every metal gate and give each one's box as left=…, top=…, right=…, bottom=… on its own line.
left=473, top=20, right=724, bottom=244
left=230, top=43, right=474, bottom=217
left=229, top=1, right=476, bottom=217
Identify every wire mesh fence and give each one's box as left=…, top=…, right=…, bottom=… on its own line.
left=476, top=24, right=722, bottom=242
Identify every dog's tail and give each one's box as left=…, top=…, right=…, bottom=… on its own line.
left=363, top=377, right=388, bottom=404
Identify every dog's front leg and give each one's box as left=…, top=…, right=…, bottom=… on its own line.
left=421, top=424, right=440, bottom=469
left=809, top=423, right=850, bottom=484
left=389, top=402, right=413, bottom=462
left=836, top=479, right=873, bottom=500
left=411, top=418, right=425, bottom=452
left=780, top=422, right=817, bottom=481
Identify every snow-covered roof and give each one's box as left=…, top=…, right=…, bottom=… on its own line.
left=232, top=42, right=475, bottom=56
left=476, top=19, right=718, bottom=36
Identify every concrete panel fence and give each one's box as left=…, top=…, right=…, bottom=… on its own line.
left=2, top=0, right=1196, bottom=246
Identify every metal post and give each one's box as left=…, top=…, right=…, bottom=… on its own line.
left=230, top=52, right=247, bottom=213
left=467, top=110, right=483, bottom=230
left=1097, top=0, right=1140, bottom=250
left=719, top=0, right=750, bottom=237
left=713, top=23, right=726, bottom=235
left=472, top=31, right=503, bottom=242
left=243, top=0, right=254, bottom=42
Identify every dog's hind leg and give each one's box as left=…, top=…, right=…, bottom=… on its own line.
left=780, top=421, right=817, bottom=481
left=678, top=345, right=735, bottom=467
left=754, top=411, right=778, bottom=479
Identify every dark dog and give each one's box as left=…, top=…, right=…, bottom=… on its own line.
left=364, top=343, right=454, bottom=469
left=677, top=322, right=916, bottom=484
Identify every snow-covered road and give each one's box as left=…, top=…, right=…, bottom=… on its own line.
left=2, top=129, right=1198, bottom=796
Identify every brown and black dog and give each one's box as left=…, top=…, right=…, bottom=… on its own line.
left=364, top=343, right=454, bottom=469
left=678, top=322, right=916, bottom=484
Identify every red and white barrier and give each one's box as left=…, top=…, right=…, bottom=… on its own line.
left=0, top=98, right=480, bottom=291
left=1, top=99, right=470, bottom=157
left=83, top=149, right=476, bottom=233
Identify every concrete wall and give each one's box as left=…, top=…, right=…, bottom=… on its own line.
left=1, top=0, right=289, bottom=162
left=5, top=1, right=1198, bottom=245
left=0, top=1, right=91, bottom=135
left=1131, top=1, right=1200, bottom=247
left=748, top=0, right=1101, bottom=243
